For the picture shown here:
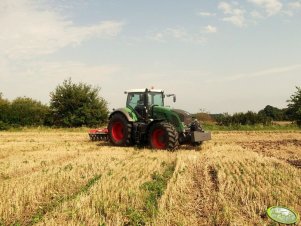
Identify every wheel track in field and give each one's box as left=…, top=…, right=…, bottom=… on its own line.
left=7, top=152, right=135, bottom=226
left=25, top=174, right=102, bottom=226
left=34, top=150, right=177, bottom=225
left=188, top=143, right=301, bottom=225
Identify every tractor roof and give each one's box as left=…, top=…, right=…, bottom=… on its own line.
left=125, top=89, right=164, bottom=93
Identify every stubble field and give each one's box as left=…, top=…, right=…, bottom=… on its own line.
left=0, top=129, right=300, bottom=225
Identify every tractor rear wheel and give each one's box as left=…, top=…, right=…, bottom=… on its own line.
left=108, top=113, right=132, bottom=146
left=149, top=122, right=178, bottom=150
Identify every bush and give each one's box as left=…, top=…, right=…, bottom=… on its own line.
left=258, top=105, right=284, bottom=121
left=215, top=111, right=272, bottom=126
left=0, top=121, right=10, bottom=131
left=50, top=79, right=109, bottom=127
left=9, top=97, right=49, bottom=126
left=287, top=86, right=301, bottom=126
left=0, top=93, right=10, bottom=124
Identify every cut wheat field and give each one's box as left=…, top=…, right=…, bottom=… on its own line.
left=0, top=129, right=300, bottom=226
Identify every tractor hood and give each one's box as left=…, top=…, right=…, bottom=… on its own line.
left=172, top=109, right=193, bottom=125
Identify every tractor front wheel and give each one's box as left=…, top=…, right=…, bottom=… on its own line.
left=108, top=113, right=132, bottom=146
left=149, top=122, right=178, bottom=150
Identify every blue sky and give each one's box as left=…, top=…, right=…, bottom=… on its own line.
left=0, top=0, right=300, bottom=113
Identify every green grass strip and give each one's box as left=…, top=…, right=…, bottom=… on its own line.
left=125, top=161, right=176, bottom=226
left=18, top=174, right=101, bottom=225
left=203, top=123, right=300, bottom=131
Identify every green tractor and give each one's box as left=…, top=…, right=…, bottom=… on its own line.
left=106, top=88, right=211, bottom=150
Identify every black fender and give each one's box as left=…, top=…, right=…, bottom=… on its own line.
left=109, top=108, right=135, bottom=122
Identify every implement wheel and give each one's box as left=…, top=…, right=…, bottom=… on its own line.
left=149, top=122, right=178, bottom=150
left=108, top=113, right=132, bottom=146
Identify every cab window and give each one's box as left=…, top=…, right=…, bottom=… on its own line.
left=148, top=92, right=164, bottom=106
left=127, top=93, right=144, bottom=109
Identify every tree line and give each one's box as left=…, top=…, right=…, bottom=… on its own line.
left=213, top=87, right=301, bottom=127
left=0, top=80, right=300, bottom=130
left=0, top=79, right=108, bottom=130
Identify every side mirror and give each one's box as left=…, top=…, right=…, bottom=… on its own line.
left=166, top=94, right=176, bottom=103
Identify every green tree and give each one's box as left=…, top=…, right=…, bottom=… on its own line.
left=215, top=113, right=231, bottom=126
left=50, top=79, right=108, bottom=127
left=215, top=111, right=271, bottom=126
left=0, top=93, right=10, bottom=122
left=287, top=86, right=301, bottom=126
left=258, top=105, right=284, bottom=121
left=9, top=97, right=49, bottom=126
left=0, top=93, right=11, bottom=130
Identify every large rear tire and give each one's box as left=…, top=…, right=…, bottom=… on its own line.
left=108, top=113, right=132, bottom=146
left=149, top=122, right=178, bottom=150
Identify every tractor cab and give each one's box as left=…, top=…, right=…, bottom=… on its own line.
left=125, top=89, right=173, bottom=120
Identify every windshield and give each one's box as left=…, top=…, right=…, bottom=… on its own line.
left=148, top=92, right=164, bottom=106
left=127, top=93, right=144, bottom=109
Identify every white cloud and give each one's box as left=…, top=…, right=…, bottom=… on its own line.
left=288, top=1, right=301, bottom=9
left=198, top=11, right=216, bottom=17
left=204, top=25, right=218, bottom=33
left=282, top=10, right=294, bottom=16
left=166, top=28, right=188, bottom=39
left=152, top=32, right=165, bottom=42
left=150, top=28, right=187, bottom=42
left=248, top=0, right=283, bottom=16
left=280, top=1, right=301, bottom=17
left=0, top=0, right=124, bottom=102
left=150, top=28, right=206, bottom=44
left=218, top=2, right=233, bottom=14
left=218, top=2, right=246, bottom=27
left=0, top=0, right=124, bottom=59
left=250, top=10, right=264, bottom=18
